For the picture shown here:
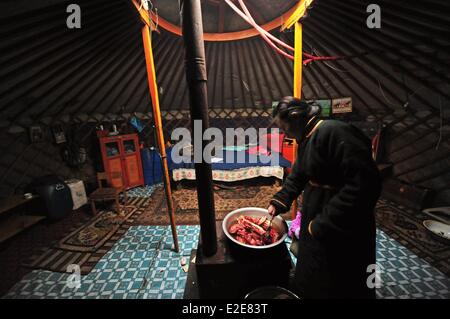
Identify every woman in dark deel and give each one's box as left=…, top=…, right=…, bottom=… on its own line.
left=268, top=97, right=382, bottom=299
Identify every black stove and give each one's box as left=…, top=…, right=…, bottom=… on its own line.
left=184, top=221, right=293, bottom=299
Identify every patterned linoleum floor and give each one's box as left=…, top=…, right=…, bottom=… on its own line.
left=3, top=224, right=449, bottom=299
left=3, top=225, right=198, bottom=299
left=127, top=184, right=161, bottom=198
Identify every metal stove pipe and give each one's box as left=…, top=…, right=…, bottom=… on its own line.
left=179, top=0, right=217, bottom=256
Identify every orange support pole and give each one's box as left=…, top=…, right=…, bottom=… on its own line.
left=291, top=21, right=303, bottom=219
left=141, top=24, right=179, bottom=253
left=131, top=0, right=159, bottom=32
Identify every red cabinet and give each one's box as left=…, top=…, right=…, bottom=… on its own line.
left=282, top=139, right=295, bottom=174
left=99, top=134, right=144, bottom=189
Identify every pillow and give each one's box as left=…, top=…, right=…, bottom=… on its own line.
left=261, top=132, right=284, bottom=153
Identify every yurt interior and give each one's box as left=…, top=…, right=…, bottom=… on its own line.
left=0, top=0, right=449, bottom=301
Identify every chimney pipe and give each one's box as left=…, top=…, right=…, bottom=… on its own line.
left=179, top=0, right=217, bottom=256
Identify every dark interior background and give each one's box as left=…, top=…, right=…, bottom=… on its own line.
left=0, top=0, right=448, bottom=206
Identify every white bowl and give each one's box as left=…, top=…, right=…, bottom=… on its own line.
left=423, top=220, right=450, bottom=242
left=222, top=207, right=288, bottom=250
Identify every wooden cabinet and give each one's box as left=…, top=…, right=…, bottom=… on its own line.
left=99, top=134, right=144, bottom=189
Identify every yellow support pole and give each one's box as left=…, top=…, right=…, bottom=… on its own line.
left=293, top=22, right=303, bottom=98
left=141, top=24, right=179, bottom=253
left=291, top=21, right=302, bottom=219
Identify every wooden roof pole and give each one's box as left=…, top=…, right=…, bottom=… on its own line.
left=291, top=21, right=303, bottom=219
left=280, top=1, right=313, bottom=219
left=131, top=0, right=159, bottom=31
left=141, top=23, right=179, bottom=253
left=293, top=22, right=303, bottom=99
left=281, top=0, right=313, bottom=31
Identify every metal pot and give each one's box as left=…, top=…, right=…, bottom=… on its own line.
left=222, top=207, right=288, bottom=249
left=244, top=286, right=300, bottom=299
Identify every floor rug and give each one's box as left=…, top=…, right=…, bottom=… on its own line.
left=57, top=206, right=138, bottom=253
left=19, top=182, right=280, bottom=275
left=132, top=184, right=285, bottom=226
left=375, top=199, right=450, bottom=277
left=0, top=208, right=92, bottom=297
left=4, top=226, right=449, bottom=299
left=22, top=197, right=152, bottom=275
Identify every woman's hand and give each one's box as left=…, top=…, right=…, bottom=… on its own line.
left=267, top=204, right=276, bottom=216
left=268, top=199, right=289, bottom=217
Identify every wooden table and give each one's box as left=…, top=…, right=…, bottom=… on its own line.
left=0, top=195, right=45, bottom=243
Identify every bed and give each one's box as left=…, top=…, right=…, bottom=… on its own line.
left=166, top=147, right=292, bottom=182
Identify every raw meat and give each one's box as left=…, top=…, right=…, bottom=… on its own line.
left=228, top=215, right=281, bottom=246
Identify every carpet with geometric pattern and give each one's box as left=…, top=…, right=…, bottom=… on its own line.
left=22, top=197, right=151, bottom=275
left=375, top=199, right=450, bottom=277
left=131, top=183, right=285, bottom=226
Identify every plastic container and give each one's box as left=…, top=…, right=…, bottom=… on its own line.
left=141, top=148, right=163, bottom=185
left=26, top=175, right=73, bottom=220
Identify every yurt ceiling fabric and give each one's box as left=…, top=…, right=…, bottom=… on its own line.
left=0, top=0, right=448, bottom=197
left=0, top=0, right=448, bottom=123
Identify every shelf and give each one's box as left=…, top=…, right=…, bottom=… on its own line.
left=0, top=214, right=46, bottom=243
left=0, top=195, right=39, bottom=216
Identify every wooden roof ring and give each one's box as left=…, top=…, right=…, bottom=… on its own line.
left=131, top=0, right=300, bottom=42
